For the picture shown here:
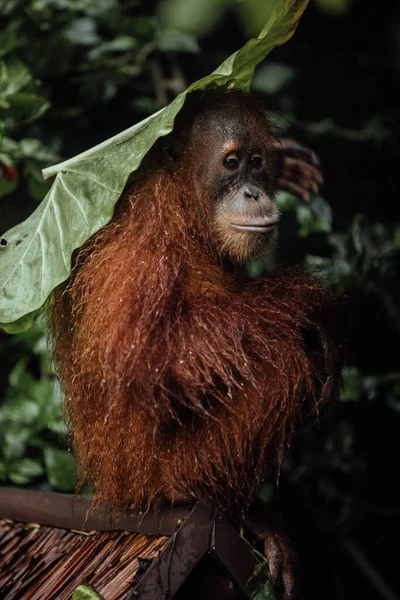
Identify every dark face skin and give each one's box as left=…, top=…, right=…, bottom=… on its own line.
left=187, top=104, right=280, bottom=264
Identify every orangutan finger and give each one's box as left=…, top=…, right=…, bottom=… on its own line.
left=264, top=536, right=283, bottom=586
left=282, top=142, right=321, bottom=168
left=281, top=555, right=298, bottom=599
left=281, top=170, right=320, bottom=194
left=283, top=580, right=298, bottom=600
left=283, top=157, right=324, bottom=186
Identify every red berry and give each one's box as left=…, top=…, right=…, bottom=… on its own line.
left=1, top=163, right=17, bottom=181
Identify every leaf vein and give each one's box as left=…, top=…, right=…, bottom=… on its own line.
left=52, top=203, right=69, bottom=272
left=66, top=169, right=122, bottom=194
left=58, top=176, right=89, bottom=226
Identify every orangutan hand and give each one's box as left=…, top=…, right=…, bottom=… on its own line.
left=276, top=138, right=323, bottom=203
left=263, top=527, right=298, bottom=600
left=241, top=500, right=298, bottom=600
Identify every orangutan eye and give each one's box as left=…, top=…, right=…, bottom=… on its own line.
left=249, top=155, right=262, bottom=168
left=223, top=155, right=240, bottom=170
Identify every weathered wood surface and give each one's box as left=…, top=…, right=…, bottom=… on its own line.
left=0, top=487, right=192, bottom=536
left=0, top=519, right=169, bottom=600
left=0, top=489, right=259, bottom=600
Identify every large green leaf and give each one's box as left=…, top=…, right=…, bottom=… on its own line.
left=0, top=0, right=309, bottom=332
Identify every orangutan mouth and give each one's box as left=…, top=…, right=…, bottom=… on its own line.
left=232, top=221, right=278, bottom=233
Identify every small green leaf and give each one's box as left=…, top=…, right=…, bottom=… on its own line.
left=309, top=195, right=332, bottom=229
left=19, top=138, right=60, bottom=164
left=63, top=18, right=100, bottom=46
left=296, top=204, right=314, bottom=233
left=0, top=58, right=32, bottom=100
left=44, top=447, right=76, bottom=491
left=0, top=0, right=21, bottom=15
left=8, top=458, right=44, bottom=484
left=0, top=174, right=17, bottom=198
left=0, top=136, right=20, bottom=158
left=156, top=30, right=200, bottom=54
left=6, top=93, right=50, bottom=124
left=0, top=396, right=40, bottom=425
left=246, top=561, right=275, bottom=600
left=30, top=378, right=53, bottom=405
left=258, top=482, right=275, bottom=504
left=132, top=97, right=161, bottom=115
left=252, top=62, right=296, bottom=95
left=87, top=36, right=137, bottom=61
left=0, top=20, right=20, bottom=59
left=1, top=428, right=30, bottom=460
left=9, top=357, right=31, bottom=388
left=72, top=585, right=103, bottom=600
left=274, top=190, right=297, bottom=213
left=341, top=367, right=362, bottom=402
left=128, top=15, right=156, bottom=40
left=314, top=0, right=352, bottom=17
left=296, top=197, right=332, bottom=238
left=158, top=0, right=226, bottom=37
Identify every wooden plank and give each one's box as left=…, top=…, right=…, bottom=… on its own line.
left=131, top=502, right=212, bottom=599
left=0, top=488, right=191, bottom=536
left=212, top=516, right=259, bottom=597
left=131, top=502, right=258, bottom=600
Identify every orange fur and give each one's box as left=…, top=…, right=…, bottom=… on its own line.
left=50, top=95, right=340, bottom=513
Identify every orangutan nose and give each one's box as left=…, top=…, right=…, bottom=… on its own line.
left=242, top=186, right=260, bottom=201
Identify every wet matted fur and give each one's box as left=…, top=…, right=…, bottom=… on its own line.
left=50, top=92, right=341, bottom=513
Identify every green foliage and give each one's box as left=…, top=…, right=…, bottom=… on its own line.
left=72, top=585, right=103, bottom=600
left=158, top=0, right=228, bottom=38
left=305, top=216, right=400, bottom=289
left=252, top=62, right=297, bottom=95
left=313, top=0, right=353, bottom=17
left=0, top=51, right=57, bottom=201
left=0, top=0, right=163, bottom=226
left=275, top=192, right=333, bottom=237
left=247, top=562, right=276, bottom=600
left=241, top=529, right=275, bottom=600
left=341, top=367, right=400, bottom=408
left=276, top=193, right=400, bottom=524
left=44, top=447, right=76, bottom=491
left=158, top=0, right=307, bottom=40
left=0, top=320, right=75, bottom=491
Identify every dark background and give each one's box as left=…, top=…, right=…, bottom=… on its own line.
left=0, top=1, right=399, bottom=598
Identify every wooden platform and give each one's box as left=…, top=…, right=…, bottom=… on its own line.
left=0, top=488, right=260, bottom=599
left=0, top=520, right=168, bottom=600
